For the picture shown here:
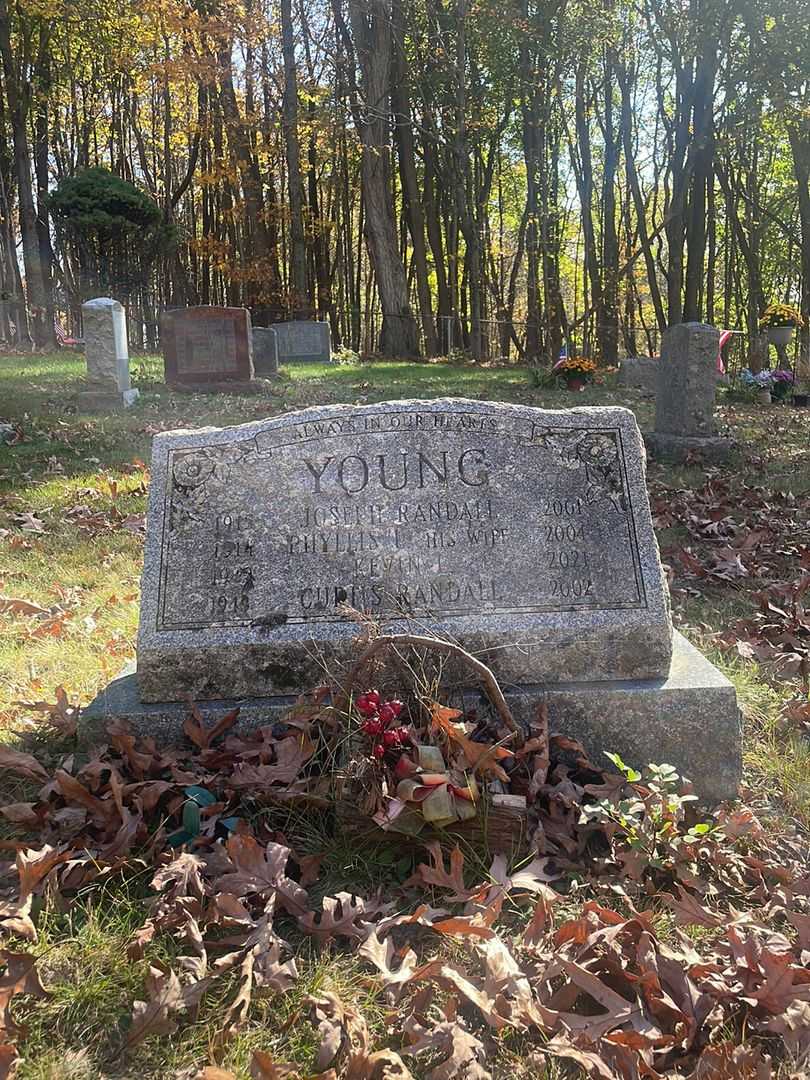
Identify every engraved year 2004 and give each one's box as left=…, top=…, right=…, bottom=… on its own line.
left=544, top=523, right=584, bottom=542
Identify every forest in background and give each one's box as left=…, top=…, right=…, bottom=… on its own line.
left=0, top=0, right=807, bottom=363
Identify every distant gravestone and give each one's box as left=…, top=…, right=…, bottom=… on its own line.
left=78, top=298, right=139, bottom=411
left=161, top=306, right=257, bottom=391
left=123, top=399, right=742, bottom=799
left=273, top=320, right=331, bottom=364
left=646, top=323, right=732, bottom=462
left=252, top=327, right=279, bottom=376
left=618, top=357, right=658, bottom=394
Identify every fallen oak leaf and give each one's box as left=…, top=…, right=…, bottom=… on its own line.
left=250, top=1051, right=298, bottom=1080
left=299, top=892, right=387, bottom=946
left=14, top=687, right=78, bottom=738
left=0, top=596, right=50, bottom=616
left=0, top=951, right=49, bottom=1041
left=183, top=703, right=240, bottom=750
left=407, top=843, right=478, bottom=902
left=121, top=963, right=185, bottom=1051
left=430, top=705, right=512, bottom=782
left=359, top=931, right=419, bottom=998
left=0, top=747, right=49, bottom=784
left=215, top=836, right=309, bottom=916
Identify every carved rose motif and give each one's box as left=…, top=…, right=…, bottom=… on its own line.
left=172, top=454, right=215, bottom=489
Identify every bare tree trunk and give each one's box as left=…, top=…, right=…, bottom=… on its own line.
left=281, top=0, right=311, bottom=316
left=0, top=0, right=52, bottom=347
left=391, top=0, right=438, bottom=356
left=347, top=0, right=420, bottom=357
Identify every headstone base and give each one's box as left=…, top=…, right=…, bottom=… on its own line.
left=82, top=632, right=740, bottom=803
left=77, top=387, right=140, bottom=412
left=645, top=431, right=734, bottom=463
left=167, top=379, right=275, bottom=395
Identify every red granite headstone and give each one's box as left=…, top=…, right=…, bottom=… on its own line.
left=162, top=307, right=254, bottom=386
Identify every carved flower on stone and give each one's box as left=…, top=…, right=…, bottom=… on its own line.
left=575, top=433, right=618, bottom=468
left=173, top=454, right=216, bottom=489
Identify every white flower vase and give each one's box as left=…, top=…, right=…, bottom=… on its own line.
left=756, top=389, right=772, bottom=404
left=768, top=326, right=794, bottom=347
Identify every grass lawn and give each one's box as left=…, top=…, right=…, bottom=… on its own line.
left=1, top=351, right=809, bottom=1078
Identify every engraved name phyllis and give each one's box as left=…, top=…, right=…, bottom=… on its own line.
left=156, top=409, right=647, bottom=631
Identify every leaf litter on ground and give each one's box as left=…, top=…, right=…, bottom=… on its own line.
left=0, top=687, right=808, bottom=1077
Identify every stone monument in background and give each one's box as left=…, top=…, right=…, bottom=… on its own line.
left=273, top=320, right=331, bottom=363
left=77, top=297, right=139, bottom=411
left=85, top=399, right=741, bottom=800
left=646, top=322, right=733, bottom=462
left=161, top=306, right=264, bottom=393
left=252, top=327, right=279, bottom=376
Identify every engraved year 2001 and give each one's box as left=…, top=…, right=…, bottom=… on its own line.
left=540, top=497, right=583, bottom=517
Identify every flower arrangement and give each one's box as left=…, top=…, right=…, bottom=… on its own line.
left=739, top=367, right=795, bottom=401
left=758, top=304, right=806, bottom=330
left=770, top=368, right=795, bottom=400
left=352, top=688, right=521, bottom=834
left=740, top=368, right=775, bottom=390
left=554, top=357, right=598, bottom=387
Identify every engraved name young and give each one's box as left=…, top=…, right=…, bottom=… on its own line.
left=138, top=400, right=672, bottom=700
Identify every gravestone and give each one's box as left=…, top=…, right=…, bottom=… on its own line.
left=161, top=306, right=261, bottom=392
left=273, top=320, right=331, bottom=364
left=618, top=357, right=658, bottom=394
left=646, top=323, right=733, bottom=462
left=77, top=297, right=139, bottom=411
left=90, top=399, right=742, bottom=799
left=252, top=327, right=279, bottom=376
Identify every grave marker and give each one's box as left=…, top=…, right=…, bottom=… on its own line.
left=646, top=323, right=733, bottom=461
left=78, top=297, right=139, bottom=411
left=161, top=306, right=256, bottom=390
left=273, top=320, right=331, bottom=363
left=137, top=400, right=673, bottom=702
left=252, top=327, right=279, bottom=376
left=77, top=397, right=744, bottom=799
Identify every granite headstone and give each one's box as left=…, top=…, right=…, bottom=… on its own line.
left=161, top=306, right=255, bottom=390
left=273, top=321, right=331, bottom=363
left=78, top=297, right=139, bottom=410
left=79, top=397, right=742, bottom=799
left=137, top=399, right=673, bottom=702
left=252, top=327, right=279, bottom=376
left=646, top=323, right=733, bottom=462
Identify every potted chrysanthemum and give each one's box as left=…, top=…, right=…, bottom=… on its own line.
left=759, top=304, right=806, bottom=347
left=554, top=357, right=597, bottom=392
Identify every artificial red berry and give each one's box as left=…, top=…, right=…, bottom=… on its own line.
left=382, top=729, right=400, bottom=748
left=365, top=690, right=381, bottom=705
left=388, top=700, right=404, bottom=719
left=356, top=695, right=378, bottom=717
left=393, top=726, right=411, bottom=744
left=362, top=717, right=383, bottom=736
left=373, top=742, right=385, bottom=759
left=378, top=704, right=396, bottom=725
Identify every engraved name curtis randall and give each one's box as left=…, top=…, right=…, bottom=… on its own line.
left=302, top=447, right=490, bottom=495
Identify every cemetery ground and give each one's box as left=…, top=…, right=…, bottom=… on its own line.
left=1, top=351, right=810, bottom=1079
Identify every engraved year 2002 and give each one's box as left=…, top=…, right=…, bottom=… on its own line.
left=550, top=578, right=594, bottom=599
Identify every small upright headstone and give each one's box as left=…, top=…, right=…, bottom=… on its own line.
left=252, top=327, right=279, bottom=376
left=161, top=306, right=261, bottom=393
left=77, top=298, right=139, bottom=411
left=618, top=357, right=658, bottom=394
left=646, top=323, right=732, bottom=462
left=273, top=321, right=331, bottom=364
